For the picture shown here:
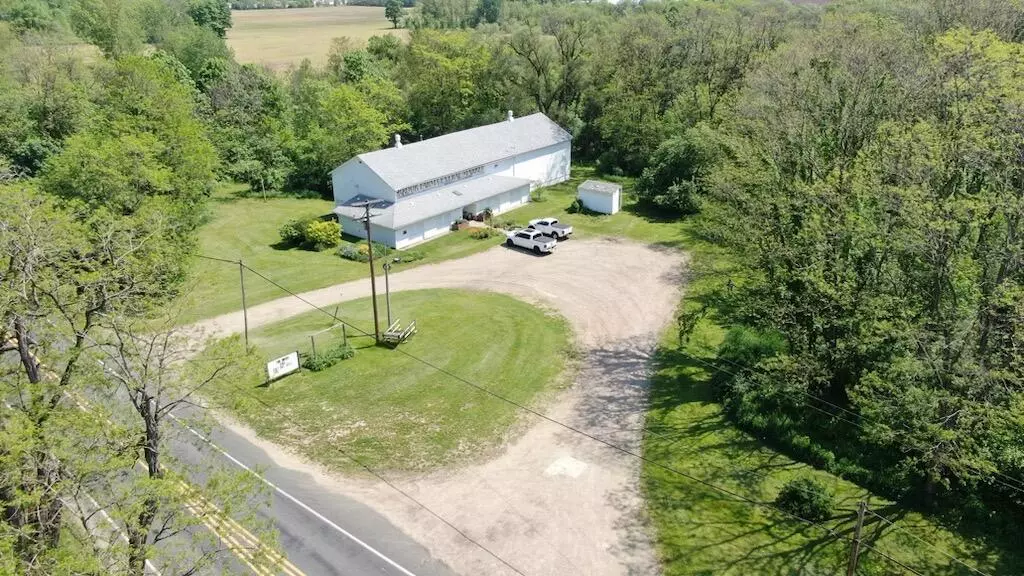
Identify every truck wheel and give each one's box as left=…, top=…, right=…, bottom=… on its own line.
left=506, top=238, right=514, bottom=247
left=533, top=246, right=541, bottom=254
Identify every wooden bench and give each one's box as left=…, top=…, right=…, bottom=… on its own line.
left=381, top=319, right=417, bottom=347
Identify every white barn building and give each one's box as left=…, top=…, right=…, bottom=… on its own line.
left=331, top=112, right=571, bottom=249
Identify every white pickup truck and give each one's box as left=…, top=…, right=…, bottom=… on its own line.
left=505, top=228, right=557, bottom=254
left=527, top=217, right=573, bottom=240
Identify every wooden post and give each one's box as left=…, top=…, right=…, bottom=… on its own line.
left=846, top=501, right=867, bottom=576
left=342, top=324, right=347, bottom=346
left=310, top=335, right=317, bottom=358
left=239, top=260, right=249, bottom=350
left=361, top=202, right=381, bottom=344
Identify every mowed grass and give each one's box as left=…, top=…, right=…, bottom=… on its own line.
left=227, top=6, right=407, bottom=71
left=178, top=185, right=503, bottom=324
left=509, top=166, right=691, bottom=249
left=204, top=289, right=572, bottom=472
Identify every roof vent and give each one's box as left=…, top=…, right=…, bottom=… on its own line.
left=507, top=110, right=514, bottom=123
left=394, top=134, right=402, bottom=148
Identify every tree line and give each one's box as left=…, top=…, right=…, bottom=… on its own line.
left=2, top=0, right=1024, bottom=571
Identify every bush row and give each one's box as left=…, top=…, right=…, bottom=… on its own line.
left=301, top=342, right=355, bottom=372
left=338, top=241, right=425, bottom=265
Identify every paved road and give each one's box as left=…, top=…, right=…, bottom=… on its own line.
left=169, top=408, right=457, bottom=576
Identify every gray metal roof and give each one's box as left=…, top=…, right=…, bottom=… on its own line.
left=334, top=175, right=531, bottom=230
left=578, top=180, right=621, bottom=194
left=337, top=113, right=571, bottom=191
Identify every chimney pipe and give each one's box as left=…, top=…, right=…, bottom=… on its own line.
left=507, top=110, right=514, bottom=123
left=394, top=134, right=402, bottom=148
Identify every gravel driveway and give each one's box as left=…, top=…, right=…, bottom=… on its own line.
left=193, top=238, right=687, bottom=576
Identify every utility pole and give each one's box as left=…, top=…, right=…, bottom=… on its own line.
left=239, top=259, right=249, bottom=350
left=383, top=260, right=393, bottom=327
left=357, top=201, right=381, bottom=344
left=846, top=501, right=867, bottom=576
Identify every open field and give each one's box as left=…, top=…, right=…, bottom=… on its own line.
left=227, top=6, right=407, bottom=70
left=204, top=289, right=571, bottom=472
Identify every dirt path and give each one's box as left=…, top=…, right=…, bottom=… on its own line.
left=192, top=238, right=687, bottom=575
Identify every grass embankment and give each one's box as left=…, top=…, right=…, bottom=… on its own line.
left=227, top=6, right=407, bottom=71
left=204, top=289, right=572, bottom=472
left=641, top=246, right=1017, bottom=574
left=179, top=185, right=502, bottom=324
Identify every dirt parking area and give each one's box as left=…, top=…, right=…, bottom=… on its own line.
left=194, top=238, right=687, bottom=575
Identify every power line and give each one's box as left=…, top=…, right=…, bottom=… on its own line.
left=865, top=510, right=994, bottom=576
left=196, top=256, right=929, bottom=575
left=683, top=347, right=1024, bottom=496
left=210, top=379, right=528, bottom=576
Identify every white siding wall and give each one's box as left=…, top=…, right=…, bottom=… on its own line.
left=342, top=216, right=398, bottom=248
left=394, top=207, right=462, bottom=250
left=331, top=160, right=396, bottom=205
left=491, top=141, right=571, bottom=188
left=578, top=189, right=620, bottom=215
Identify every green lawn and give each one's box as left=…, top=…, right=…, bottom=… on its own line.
left=203, top=289, right=572, bottom=472
left=178, top=185, right=503, bottom=324
left=179, top=169, right=683, bottom=324
left=512, top=166, right=690, bottom=249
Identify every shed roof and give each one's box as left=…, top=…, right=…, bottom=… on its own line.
left=334, top=175, right=531, bottom=230
left=336, top=113, right=571, bottom=191
left=578, top=180, right=622, bottom=195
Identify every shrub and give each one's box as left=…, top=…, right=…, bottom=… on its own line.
left=490, top=218, right=520, bottom=231
left=304, top=220, right=341, bottom=251
left=469, top=227, right=502, bottom=240
left=279, top=217, right=313, bottom=245
left=774, top=477, right=834, bottom=522
left=302, top=342, right=355, bottom=372
left=339, top=241, right=389, bottom=263
left=567, top=198, right=600, bottom=215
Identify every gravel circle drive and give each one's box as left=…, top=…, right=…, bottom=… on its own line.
left=191, top=238, right=688, bottom=576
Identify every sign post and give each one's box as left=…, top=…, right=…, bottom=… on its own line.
left=266, top=351, right=301, bottom=382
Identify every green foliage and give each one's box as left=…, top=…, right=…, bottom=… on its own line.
left=70, top=0, right=145, bottom=56
left=395, top=249, right=424, bottom=263
left=302, top=341, right=355, bottom=371
left=278, top=217, right=340, bottom=251
left=635, top=125, right=723, bottom=215
left=304, top=219, right=341, bottom=251
left=774, top=478, right=834, bottom=523
left=468, top=227, right=501, bottom=239
left=702, top=18, right=1024, bottom=523
left=384, top=0, right=404, bottom=29
left=475, top=0, right=500, bottom=24
left=279, top=217, right=312, bottom=245
left=288, top=78, right=393, bottom=193
left=41, top=55, right=216, bottom=229
left=399, top=29, right=510, bottom=137
left=159, top=23, right=232, bottom=83
left=187, top=0, right=231, bottom=37
left=339, top=240, right=390, bottom=263
left=367, top=34, right=401, bottom=61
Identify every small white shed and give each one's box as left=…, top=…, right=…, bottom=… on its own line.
left=577, top=180, right=622, bottom=215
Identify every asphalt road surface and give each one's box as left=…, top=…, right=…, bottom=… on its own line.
left=168, top=409, right=457, bottom=576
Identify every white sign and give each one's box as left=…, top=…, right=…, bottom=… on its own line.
left=266, top=351, right=300, bottom=381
